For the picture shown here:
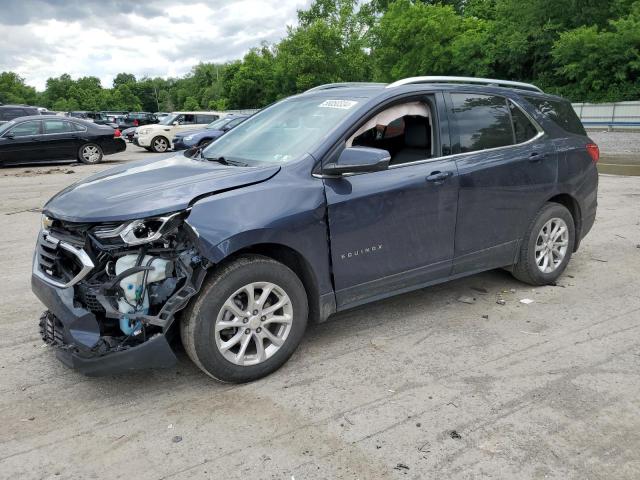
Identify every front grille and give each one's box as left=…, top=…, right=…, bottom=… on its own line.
left=37, top=235, right=74, bottom=284
left=34, top=230, right=94, bottom=288
left=77, top=283, right=105, bottom=313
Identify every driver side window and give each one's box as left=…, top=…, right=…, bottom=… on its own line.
left=348, top=101, right=433, bottom=166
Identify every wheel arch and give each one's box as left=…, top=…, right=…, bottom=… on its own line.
left=546, top=193, right=582, bottom=251
left=204, top=241, right=329, bottom=324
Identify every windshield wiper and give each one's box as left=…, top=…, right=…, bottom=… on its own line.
left=203, top=155, right=248, bottom=167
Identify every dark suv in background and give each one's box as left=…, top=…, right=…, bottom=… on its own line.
left=116, top=112, right=158, bottom=130
left=32, top=77, right=598, bottom=382
left=0, top=104, right=40, bottom=124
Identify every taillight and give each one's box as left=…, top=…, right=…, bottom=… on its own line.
left=114, top=129, right=121, bottom=138
left=133, top=119, right=139, bottom=126
left=586, top=143, right=599, bottom=163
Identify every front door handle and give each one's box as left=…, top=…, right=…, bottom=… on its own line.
left=426, top=171, right=452, bottom=183
left=529, top=152, right=546, bottom=162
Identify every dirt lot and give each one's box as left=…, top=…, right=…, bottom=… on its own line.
left=1, top=145, right=639, bottom=479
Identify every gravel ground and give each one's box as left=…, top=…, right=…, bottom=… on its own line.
left=588, top=131, right=640, bottom=154
left=1, top=146, right=640, bottom=479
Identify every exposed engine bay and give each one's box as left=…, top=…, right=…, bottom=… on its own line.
left=34, top=210, right=208, bottom=362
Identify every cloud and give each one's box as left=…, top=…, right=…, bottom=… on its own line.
left=0, top=0, right=311, bottom=90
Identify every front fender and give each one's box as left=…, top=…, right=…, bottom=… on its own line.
left=186, top=162, right=333, bottom=296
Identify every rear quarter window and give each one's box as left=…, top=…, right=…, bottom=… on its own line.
left=525, top=96, right=586, bottom=136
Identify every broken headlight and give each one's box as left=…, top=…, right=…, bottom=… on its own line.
left=94, top=211, right=188, bottom=246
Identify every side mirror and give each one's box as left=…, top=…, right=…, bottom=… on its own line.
left=323, top=147, right=390, bottom=175
left=5, top=132, right=14, bottom=139
left=172, top=121, right=180, bottom=126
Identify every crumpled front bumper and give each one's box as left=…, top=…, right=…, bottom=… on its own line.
left=32, top=272, right=177, bottom=376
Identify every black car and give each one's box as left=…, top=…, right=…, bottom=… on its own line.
left=32, top=76, right=598, bottom=382
left=0, top=104, right=40, bottom=124
left=117, top=112, right=158, bottom=130
left=0, top=116, right=126, bottom=166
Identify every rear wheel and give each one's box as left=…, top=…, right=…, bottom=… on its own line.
left=181, top=255, right=308, bottom=382
left=150, top=136, right=169, bottom=153
left=512, top=203, right=575, bottom=285
left=78, top=143, right=103, bottom=164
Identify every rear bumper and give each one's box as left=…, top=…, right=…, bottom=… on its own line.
left=104, top=138, right=126, bottom=155
left=32, top=272, right=177, bottom=376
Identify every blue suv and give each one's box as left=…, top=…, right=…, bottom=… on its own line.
left=32, top=77, right=598, bottom=382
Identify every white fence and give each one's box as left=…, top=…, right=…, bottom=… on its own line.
left=572, top=101, right=640, bottom=129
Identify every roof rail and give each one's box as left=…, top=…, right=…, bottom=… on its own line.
left=305, top=82, right=386, bottom=93
left=386, top=76, right=543, bottom=93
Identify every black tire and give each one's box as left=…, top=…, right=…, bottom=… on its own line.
left=512, top=203, right=575, bottom=286
left=181, top=255, right=308, bottom=382
left=78, top=143, right=103, bottom=164
left=150, top=136, right=170, bottom=153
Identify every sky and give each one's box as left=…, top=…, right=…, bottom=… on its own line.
left=0, top=0, right=311, bottom=91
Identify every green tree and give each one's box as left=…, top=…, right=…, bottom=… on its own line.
left=113, top=72, right=137, bottom=89
left=0, top=72, right=38, bottom=104
left=551, top=1, right=640, bottom=101
left=371, top=1, right=466, bottom=81
left=183, top=96, right=200, bottom=110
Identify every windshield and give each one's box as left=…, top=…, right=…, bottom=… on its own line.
left=206, top=117, right=232, bottom=129
left=0, top=121, right=15, bottom=135
left=159, top=114, right=178, bottom=125
left=202, top=97, right=359, bottom=164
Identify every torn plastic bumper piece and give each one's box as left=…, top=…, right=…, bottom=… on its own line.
left=55, top=333, right=176, bottom=377
left=32, top=272, right=177, bottom=376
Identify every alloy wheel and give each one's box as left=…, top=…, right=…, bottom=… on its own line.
left=82, top=145, right=100, bottom=163
left=535, top=217, right=569, bottom=273
left=214, top=282, right=293, bottom=366
left=154, top=138, right=168, bottom=152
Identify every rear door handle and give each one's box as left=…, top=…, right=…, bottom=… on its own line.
left=529, top=152, right=546, bottom=162
left=426, top=171, right=452, bottom=183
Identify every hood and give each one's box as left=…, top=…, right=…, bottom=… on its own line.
left=44, top=154, right=280, bottom=223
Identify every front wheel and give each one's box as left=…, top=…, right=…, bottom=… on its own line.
left=150, top=136, right=169, bottom=153
left=78, top=143, right=103, bottom=164
left=181, top=255, right=308, bottom=382
left=512, top=203, right=575, bottom=285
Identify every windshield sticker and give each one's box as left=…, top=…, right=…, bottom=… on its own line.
left=318, top=100, right=358, bottom=110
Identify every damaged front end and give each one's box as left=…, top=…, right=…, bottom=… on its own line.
left=32, top=210, right=208, bottom=375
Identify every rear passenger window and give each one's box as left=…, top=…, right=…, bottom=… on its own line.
left=43, top=120, right=75, bottom=134
left=524, top=96, right=586, bottom=136
left=450, top=94, right=513, bottom=153
left=508, top=100, right=539, bottom=143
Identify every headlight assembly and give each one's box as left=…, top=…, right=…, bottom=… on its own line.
left=93, top=211, right=188, bottom=245
left=138, top=128, right=151, bottom=135
left=41, top=214, right=54, bottom=231
left=184, top=135, right=194, bottom=141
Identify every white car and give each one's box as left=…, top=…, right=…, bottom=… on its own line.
left=135, top=111, right=224, bottom=152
